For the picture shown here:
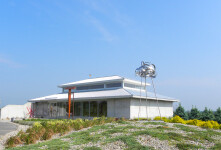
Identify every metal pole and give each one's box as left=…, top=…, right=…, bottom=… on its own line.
left=145, top=77, right=149, bottom=120
left=151, top=77, right=162, bottom=118
left=138, top=77, right=142, bottom=120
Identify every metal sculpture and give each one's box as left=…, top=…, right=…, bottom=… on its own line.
left=135, top=61, right=161, bottom=120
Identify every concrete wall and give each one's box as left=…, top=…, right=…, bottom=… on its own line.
left=0, top=103, right=32, bottom=119
left=107, top=99, right=130, bottom=118
left=130, top=98, right=173, bottom=119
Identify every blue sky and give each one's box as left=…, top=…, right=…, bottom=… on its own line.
left=0, top=0, right=221, bottom=110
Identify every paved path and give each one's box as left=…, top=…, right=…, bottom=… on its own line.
left=0, top=121, right=18, bottom=137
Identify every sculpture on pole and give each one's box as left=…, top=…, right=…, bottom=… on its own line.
left=135, top=61, right=161, bottom=120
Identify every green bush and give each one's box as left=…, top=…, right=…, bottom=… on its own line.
left=214, top=107, right=221, bottom=124
left=189, top=107, right=201, bottom=120
left=174, top=104, right=188, bottom=120
left=201, top=107, right=215, bottom=121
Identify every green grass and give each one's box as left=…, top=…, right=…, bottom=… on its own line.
left=210, top=143, right=221, bottom=150
left=8, top=121, right=221, bottom=150
left=176, top=143, right=205, bottom=150
left=84, top=146, right=102, bottom=150
left=174, top=124, right=198, bottom=132
left=8, top=139, right=70, bottom=150
left=143, top=122, right=166, bottom=126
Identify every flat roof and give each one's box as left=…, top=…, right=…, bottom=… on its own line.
left=29, top=88, right=179, bottom=102
left=59, top=75, right=150, bottom=88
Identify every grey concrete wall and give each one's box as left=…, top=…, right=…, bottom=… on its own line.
left=107, top=99, right=130, bottom=118
left=130, top=98, right=173, bottom=119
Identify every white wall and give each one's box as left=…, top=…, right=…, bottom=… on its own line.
left=130, top=99, right=173, bottom=119
left=107, top=99, right=130, bottom=118
left=0, top=103, right=31, bottom=119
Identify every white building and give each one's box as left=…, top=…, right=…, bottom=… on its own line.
left=29, top=76, right=178, bottom=119
left=0, top=103, right=31, bottom=119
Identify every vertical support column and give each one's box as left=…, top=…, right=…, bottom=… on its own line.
left=72, top=92, right=74, bottom=119
left=68, top=89, right=71, bottom=119
left=89, top=101, right=90, bottom=117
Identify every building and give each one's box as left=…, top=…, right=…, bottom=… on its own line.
left=29, top=76, right=178, bottom=119
left=0, top=103, right=31, bottom=119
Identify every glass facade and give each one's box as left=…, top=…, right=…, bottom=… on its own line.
left=36, top=101, right=107, bottom=118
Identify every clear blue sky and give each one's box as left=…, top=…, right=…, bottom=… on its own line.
left=0, top=0, right=221, bottom=111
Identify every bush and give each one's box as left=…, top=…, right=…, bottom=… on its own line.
left=189, top=107, right=201, bottom=120
left=6, top=136, right=22, bottom=148
left=174, top=104, right=188, bottom=120
left=154, top=116, right=161, bottom=120
left=170, top=115, right=186, bottom=124
left=214, top=107, right=221, bottom=124
left=201, top=107, right=215, bottom=121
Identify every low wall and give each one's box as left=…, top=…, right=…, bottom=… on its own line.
left=0, top=103, right=31, bottom=119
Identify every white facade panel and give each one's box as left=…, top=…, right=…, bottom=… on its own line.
left=0, top=103, right=31, bottom=119
left=130, top=99, right=173, bottom=119
left=107, top=99, right=130, bottom=118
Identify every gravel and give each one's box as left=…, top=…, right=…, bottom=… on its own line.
left=136, top=135, right=178, bottom=150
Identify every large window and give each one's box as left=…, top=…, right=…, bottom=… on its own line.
left=99, top=101, right=107, bottom=117
left=76, top=84, right=104, bottom=91
left=74, top=102, right=81, bottom=116
left=90, top=101, right=98, bottom=117
left=106, top=83, right=122, bottom=88
left=83, top=102, right=89, bottom=116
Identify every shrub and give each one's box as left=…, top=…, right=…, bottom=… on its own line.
left=5, top=136, right=22, bottom=148
left=154, top=116, right=161, bottom=120
left=174, top=104, right=188, bottom=120
left=170, top=115, right=186, bottom=124
left=214, top=107, right=221, bottom=124
left=42, top=129, right=54, bottom=140
left=201, top=107, right=215, bottom=121
left=189, top=107, right=201, bottom=120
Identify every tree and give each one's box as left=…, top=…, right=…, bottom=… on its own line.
left=189, top=107, right=201, bottom=120
left=174, top=104, right=188, bottom=120
left=214, top=107, right=221, bottom=123
left=201, top=107, right=215, bottom=121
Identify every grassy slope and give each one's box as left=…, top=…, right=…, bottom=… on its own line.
left=8, top=121, right=221, bottom=150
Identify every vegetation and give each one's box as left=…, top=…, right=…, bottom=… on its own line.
left=174, top=104, right=221, bottom=124
left=189, top=107, right=201, bottom=120
left=5, top=117, right=116, bottom=148
left=174, top=104, right=188, bottom=120
left=6, top=118, right=221, bottom=150
left=214, top=107, right=221, bottom=123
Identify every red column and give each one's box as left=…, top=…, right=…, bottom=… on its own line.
left=68, top=89, right=71, bottom=119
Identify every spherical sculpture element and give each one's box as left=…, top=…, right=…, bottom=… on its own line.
left=135, top=61, right=157, bottom=78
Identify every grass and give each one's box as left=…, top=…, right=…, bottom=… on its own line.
left=143, top=122, right=166, bottom=126
left=176, top=143, right=205, bottom=150
left=7, top=121, right=221, bottom=150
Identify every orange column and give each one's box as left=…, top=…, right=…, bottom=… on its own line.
left=68, top=89, right=71, bottom=119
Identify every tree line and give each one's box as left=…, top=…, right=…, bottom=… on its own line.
left=174, top=104, right=221, bottom=123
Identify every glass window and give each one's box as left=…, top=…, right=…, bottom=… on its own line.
left=74, top=102, right=81, bottom=116
left=124, top=83, right=145, bottom=90
left=99, top=101, right=107, bottom=117
left=106, top=83, right=122, bottom=88
left=76, top=84, right=104, bottom=91
left=90, top=101, right=98, bottom=117
left=83, top=102, right=89, bottom=116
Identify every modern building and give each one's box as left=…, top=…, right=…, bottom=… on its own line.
left=29, top=76, right=178, bottom=119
